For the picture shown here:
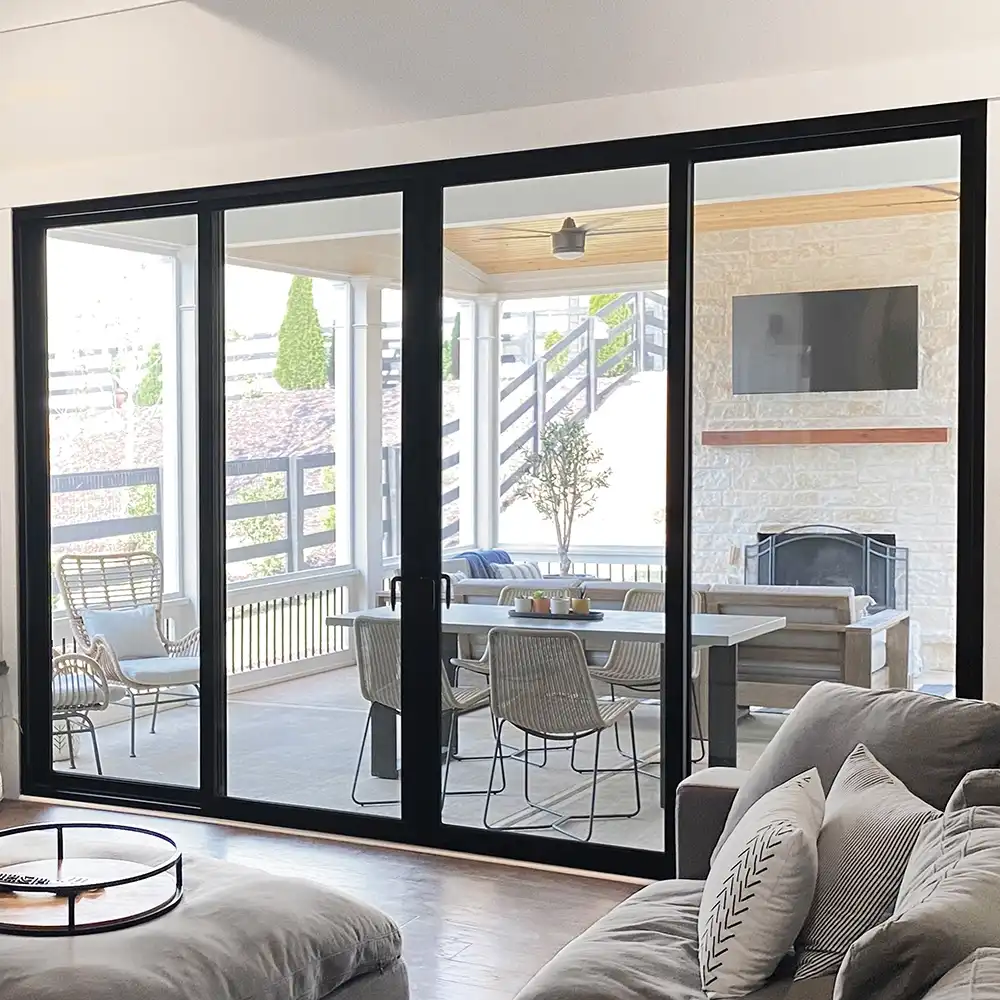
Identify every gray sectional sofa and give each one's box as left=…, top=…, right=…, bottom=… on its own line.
left=514, top=681, right=1000, bottom=1000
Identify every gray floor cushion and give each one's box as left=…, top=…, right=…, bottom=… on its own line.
left=513, top=879, right=835, bottom=1000
left=0, top=834, right=404, bottom=1000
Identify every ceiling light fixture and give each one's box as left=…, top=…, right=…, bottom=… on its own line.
left=550, top=218, right=587, bottom=260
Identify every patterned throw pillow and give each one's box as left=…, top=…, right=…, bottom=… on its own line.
left=489, top=562, right=542, bottom=580
left=794, top=744, right=939, bottom=980
left=699, top=768, right=825, bottom=998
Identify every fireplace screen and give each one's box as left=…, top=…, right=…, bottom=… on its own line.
left=745, top=525, right=908, bottom=612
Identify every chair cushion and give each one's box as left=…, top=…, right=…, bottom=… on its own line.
left=51, top=671, right=103, bottom=708
left=119, top=656, right=200, bottom=686
left=716, top=682, right=1000, bottom=859
left=514, top=879, right=835, bottom=1000
left=80, top=605, right=167, bottom=659
left=0, top=838, right=403, bottom=1000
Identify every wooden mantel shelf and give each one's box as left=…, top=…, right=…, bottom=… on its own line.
left=701, top=427, right=950, bottom=446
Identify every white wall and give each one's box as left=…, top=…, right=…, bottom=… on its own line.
left=2, top=27, right=1000, bottom=789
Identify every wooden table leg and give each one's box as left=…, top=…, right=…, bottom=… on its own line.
left=708, top=645, right=738, bottom=768
left=370, top=704, right=399, bottom=779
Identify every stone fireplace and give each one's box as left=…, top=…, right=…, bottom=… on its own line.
left=745, top=524, right=908, bottom=612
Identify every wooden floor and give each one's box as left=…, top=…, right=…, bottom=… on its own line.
left=0, top=800, right=637, bottom=1000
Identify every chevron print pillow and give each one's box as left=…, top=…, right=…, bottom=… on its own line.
left=699, top=768, right=825, bottom=998
left=793, top=743, right=939, bottom=980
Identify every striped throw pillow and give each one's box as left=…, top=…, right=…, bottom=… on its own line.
left=794, top=743, right=939, bottom=979
left=489, top=562, right=542, bottom=580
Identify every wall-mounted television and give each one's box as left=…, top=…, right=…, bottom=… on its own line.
left=731, top=285, right=918, bottom=394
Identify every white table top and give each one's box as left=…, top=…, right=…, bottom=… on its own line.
left=325, top=605, right=785, bottom=647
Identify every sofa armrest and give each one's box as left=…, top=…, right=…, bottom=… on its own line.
left=675, top=767, right=750, bottom=879
left=844, top=608, right=909, bottom=634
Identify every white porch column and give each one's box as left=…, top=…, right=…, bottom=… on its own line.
left=457, top=301, right=477, bottom=549
left=474, top=295, right=500, bottom=549
left=164, top=246, right=200, bottom=623
left=345, top=277, right=385, bottom=609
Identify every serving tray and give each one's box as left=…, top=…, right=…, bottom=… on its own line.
left=507, top=610, right=604, bottom=621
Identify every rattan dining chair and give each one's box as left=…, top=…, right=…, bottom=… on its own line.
left=51, top=650, right=127, bottom=776
left=351, top=616, right=505, bottom=808
left=56, top=552, right=200, bottom=757
left=586, top=587, right=706, bottom=765
left=483, top=628, right=642, bottom=842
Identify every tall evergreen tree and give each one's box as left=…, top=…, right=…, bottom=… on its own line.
left=274, top=276, right=327, bottom=390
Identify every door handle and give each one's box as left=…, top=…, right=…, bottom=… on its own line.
left=389, top=575, right=402, bottom=610
left=439, top=573, right=452, bottom=609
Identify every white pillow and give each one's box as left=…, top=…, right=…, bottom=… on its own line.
left=699, top=768, right=825, bottom=998
left=80, top=605, right=167, bottom=659
left=489, top=562, right=542, bottom=580
left=794, top=744, right=938, bottom=979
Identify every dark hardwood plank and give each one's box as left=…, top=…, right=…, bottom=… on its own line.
left=0, top=800, right=637, bottom=998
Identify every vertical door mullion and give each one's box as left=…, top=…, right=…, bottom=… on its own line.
left=955, top=115, right=987, bottom=700
left=14, top=217, right=54, bottom=790
left=197, top=208, right=227, bottom=805
left=399, top=183, right=445, bottom=838
left=664, top=159, right=694, bottom=877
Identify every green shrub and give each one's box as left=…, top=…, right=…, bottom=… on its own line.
left=589, top=293, right=635, bottom=377
left=543, top=329, right=569, bottom=375
left=274, top=276, right=327, bottom=390
left=134, top=343, right=163, bottom=406
left=126, top=483, right=158, bottom=553
left=231, top=474, right=287, bottom=577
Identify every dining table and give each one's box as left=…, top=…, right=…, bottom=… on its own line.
left=326, top=604, right=786, bottom=803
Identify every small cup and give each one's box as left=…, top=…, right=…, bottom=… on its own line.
left=513, top=596, right=533, bottom=613
left=551, top=597, right=571, bottom=615
left=532, top=596, right=552, bottom=614
left=572, top=597, right=591, bottom=615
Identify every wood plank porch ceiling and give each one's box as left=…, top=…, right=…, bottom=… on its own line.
left=441, top=183, right=959, bottom=274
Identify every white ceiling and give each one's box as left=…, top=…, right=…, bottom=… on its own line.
left=0, top=0, right=997, bottom=171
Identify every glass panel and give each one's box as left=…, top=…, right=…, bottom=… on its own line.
left=692, top=137, right=960, bottom=771
left=441, top=165, right=670, bottom=850
left=47, top=216, right=200, bottom=786
left=223, top=193, right=403, bottom=817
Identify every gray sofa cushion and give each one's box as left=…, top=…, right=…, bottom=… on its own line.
left=835, top=808, right=1000, bottom=1000
left=923, top=949, right=1000, bottom=1000
left=0, top=838, right=403, bottom=1000
left=717, top=682, right=1000, bottom=856
left=947, top=770, right=1000, bottom=812
left=513, top=879, right=835, bottom=1000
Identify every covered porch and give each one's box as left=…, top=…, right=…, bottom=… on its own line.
left=46, top=138, right=960, bottom=848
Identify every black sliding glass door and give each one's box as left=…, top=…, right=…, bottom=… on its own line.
left=13, top=101, right=986, bottom=881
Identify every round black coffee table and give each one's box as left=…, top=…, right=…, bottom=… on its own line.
left=0, top=822, right=183, bottom=935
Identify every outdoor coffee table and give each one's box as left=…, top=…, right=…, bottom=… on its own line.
left=326, top=605, right=786, bottom=799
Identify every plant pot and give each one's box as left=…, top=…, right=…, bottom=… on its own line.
left=531, top=597, right=551, bottom=614
left=551, top=597, right=571, bottom=615
left=572, top=597, right=591, bottom=615
left=513, top=597, right=534, bottom=613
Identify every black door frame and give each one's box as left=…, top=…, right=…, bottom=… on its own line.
left=14, top=101, right=986, bottom=880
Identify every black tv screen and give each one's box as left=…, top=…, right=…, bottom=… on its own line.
left=731, top=286, right=918, bottom=394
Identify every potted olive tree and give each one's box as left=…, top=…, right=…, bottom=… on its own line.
left=512, top=420, right=611, bottom=576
